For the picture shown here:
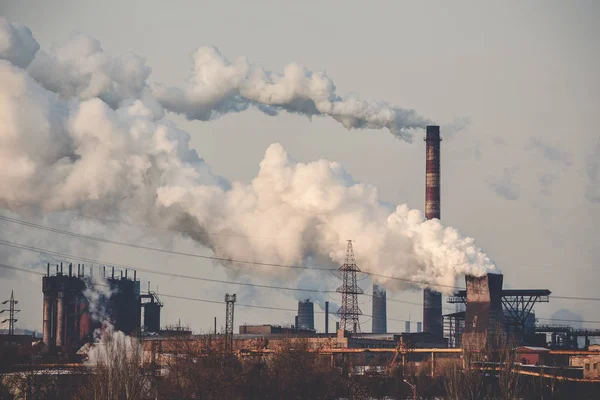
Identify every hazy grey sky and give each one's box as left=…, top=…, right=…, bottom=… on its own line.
left=1, top=0, right=599, bottom=334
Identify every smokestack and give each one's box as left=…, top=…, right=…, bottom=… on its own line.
left=417, top=322, right=422, bottom=333
left=372, top=284, right=387, bottom=333
left=423, top=125, right=443, bottom=338
left=405, top=321, right=411, bottom=333
left=325, top=301, right=329, bottom=334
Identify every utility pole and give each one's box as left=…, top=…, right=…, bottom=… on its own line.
left=1, top=290, right=20, bottom=335
left=336, top=240, right=363, bottom=333
left=224, top=294, right=236, bottom=353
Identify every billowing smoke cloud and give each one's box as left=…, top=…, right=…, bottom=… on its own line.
left=152, top=46, right=428, bottom=141
left=27, top=33, right=163, bottom=118
left=0, top=19, right=495, bottom=296
left=157, top=144, right=497, bottom=292
left=0, top=18, right=40, bottom=68
left=83, top=269, right=114, bottom=323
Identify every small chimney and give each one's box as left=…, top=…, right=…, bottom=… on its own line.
left=325, top=301, right=329, bottom=334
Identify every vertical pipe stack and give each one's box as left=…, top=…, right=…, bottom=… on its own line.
left=325, top=301, right=329, bottom=334
left=423, top=125, right=443, bottom=338
left=56, top=292, right=64, bottom=346
left=372, top=284, right=387, bottom=333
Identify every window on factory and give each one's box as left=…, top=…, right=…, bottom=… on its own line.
left=585, top=364, right=590, bottom=371
left=594, top=363, right=598, bottom=370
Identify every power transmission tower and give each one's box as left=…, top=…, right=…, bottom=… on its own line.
left=336, top=240, right=363, bottom=333
left=1, top=290, right=20, bottom=335
left=224, top=293, right=236, bottom=353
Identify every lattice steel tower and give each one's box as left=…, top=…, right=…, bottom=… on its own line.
left=336, top=240, right=363, bottom=333
left=1, top=290, right=19, bottom=335
left=224, top=293, right=236, bottom=353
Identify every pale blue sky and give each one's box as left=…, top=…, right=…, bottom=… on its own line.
left=1, top=0, right=599, bottom=333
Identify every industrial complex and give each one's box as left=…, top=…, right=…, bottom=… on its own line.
left=2, top=126, right=599, bottom=385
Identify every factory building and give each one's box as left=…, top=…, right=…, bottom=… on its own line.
left=297, top=299, right=314, bottom=330
left=42, top=263, right=94, bottom=351
left=42, top=264, right=155, bottom=353
left=462, top=273, right=505, bottom=350
left=105, top=268, right=141, bottom=336
left=372, top=284, right=387, bottom=334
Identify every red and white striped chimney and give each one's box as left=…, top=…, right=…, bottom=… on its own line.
left=423, top=125, right=443, bottom=337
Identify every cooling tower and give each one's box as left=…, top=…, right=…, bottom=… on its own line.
left=423, top=125, right=443, bottom=337
left=372, top=284, right=387, bottom=333
left=297, top=299, right=315, bottom=330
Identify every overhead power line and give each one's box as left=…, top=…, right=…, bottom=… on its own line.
left=0, top=238, right=427, bottom=307
left=1, top=215, right=597, bottom=303
left=0, top=214, right=463, bottom=290
left=0, top=262, right=408, bottom=323
left=4, top=201, right=339, bottom=243
left=0, top=262, right=598, bottom=326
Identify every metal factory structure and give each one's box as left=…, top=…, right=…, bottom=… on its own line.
left=372, top=284, right=387, bottom=334
left=105, top=267, right=141, bottom=336
left=423, top=125, right=443, bottom=338
left=42, top=263, right=156, bottom=354
left=43, top=263, right=94, bottom=351
left=297, top=299, right=315, bottom=330
left=140, top=287, right=163, bottom=334
left=462, top=273, right=505, bottom=350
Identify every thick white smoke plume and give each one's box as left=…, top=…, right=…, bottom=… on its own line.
left=0, top=18, right=496, bottom=295
left=83, top=269, right=114, bottom=323
left=152, top=46, right=428, bottom=141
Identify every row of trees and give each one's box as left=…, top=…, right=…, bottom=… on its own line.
left=2, top=332, right=600, bottom=399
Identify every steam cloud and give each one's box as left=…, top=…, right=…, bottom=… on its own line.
left=0, top=18, right=497, bottom=295
left=152, top=46, right=428, bottom=141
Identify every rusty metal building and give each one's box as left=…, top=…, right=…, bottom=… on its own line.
left=42, top=263, right=95, bottom=351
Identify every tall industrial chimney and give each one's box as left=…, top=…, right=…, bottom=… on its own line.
left=423, top=125, right=443, bottom=337
left=372, top=284, right=387, bottom=333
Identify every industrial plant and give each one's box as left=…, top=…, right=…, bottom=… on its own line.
left=1, top=125, right=599, bottom=397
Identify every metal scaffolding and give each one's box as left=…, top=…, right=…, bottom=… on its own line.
left=448, top=288, right=550, bottom=336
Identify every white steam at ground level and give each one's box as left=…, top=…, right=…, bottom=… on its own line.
left=0, top=18, right=497, bottom=297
